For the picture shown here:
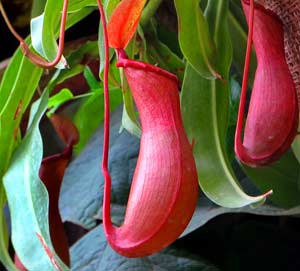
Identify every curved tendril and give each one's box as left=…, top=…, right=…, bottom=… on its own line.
left=97, top=0, right=113, bottom=227
left=0, top=0, right=68, bottom=69
left=234, top=0, right=254, bottom=161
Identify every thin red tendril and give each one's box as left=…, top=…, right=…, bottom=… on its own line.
left=0, top=0, right=68, bottom=69
left=97, top=0, right=112, bottom=227
left=234, top=0, right=254, bottom=158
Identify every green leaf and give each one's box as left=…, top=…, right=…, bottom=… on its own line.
left=146, top=37, right=185, bottom=82
left=83, top=66, right=101, bottom=90
left=0, top=46, right=43, bottom=180
left=3, top=91, right=69, bottom=271
left=120, top=60, right=141, bottom=137
left=31, top=0, right=47, bottom=17
left=70, top=225, right=220, bottom=271
left=174, top=0, right=219, bottom=79
left=48, top=88, right=74, bottom=109
left=181, top=65, right=269, bottom=208
left=121, top=89, right=141, bottom=137
left=181, top=0, right=270, bottom=208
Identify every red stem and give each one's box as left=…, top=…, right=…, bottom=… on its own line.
left=97, top=0, right=113, bottom=230
left=234, top=0, right=255, bottom=162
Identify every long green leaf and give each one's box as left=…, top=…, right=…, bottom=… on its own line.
left=0, top=43, right=43, bottom=270
left=0, top=47, right=43, bottom=181
left=181, top=0, right=270, bottom=208
left=174, top=0, right=219, bottom=79
left=3, top=91, right=69, bottom=271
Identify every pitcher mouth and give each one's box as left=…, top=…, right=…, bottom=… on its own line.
left=242, top=0, right=283, bottom=24
left=116, top=49, right=179, bottom=85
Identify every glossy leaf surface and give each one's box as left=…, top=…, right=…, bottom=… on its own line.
left=181, top=0, right=270, bottom=208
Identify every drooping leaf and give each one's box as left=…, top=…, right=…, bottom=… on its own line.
left=3, top=91, right=69, bottom=271
left=181, top=0, right=270, bottom=208
left=182, top=64, right=270, bottom=208
left=48, top=88, right=74, bottom=115
left=174, top=0, right=219, bottom=79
